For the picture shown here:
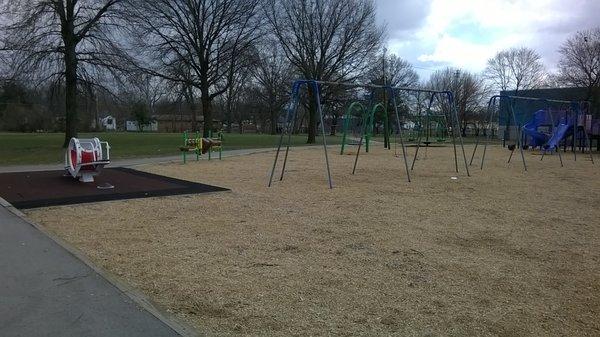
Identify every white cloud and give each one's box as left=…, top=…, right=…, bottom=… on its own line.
left=380, top=0, right=600, bottom=75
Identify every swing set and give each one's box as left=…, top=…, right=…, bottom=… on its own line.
left=268, top=80, right=470, bottom=189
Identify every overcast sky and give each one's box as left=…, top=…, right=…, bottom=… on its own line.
left=376, top=0, right=600, bottom=79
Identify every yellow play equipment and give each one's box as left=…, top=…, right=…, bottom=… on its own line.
left=180, top=130, right=223, bottom=163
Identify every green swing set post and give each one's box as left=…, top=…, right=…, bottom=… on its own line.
left=208, top=130, right=212, bottom=160
left=182, top=131, right=187, bottom=164
left=364, top=103, right=377, bottom=152
left=383, top=104, right=390, bottom=149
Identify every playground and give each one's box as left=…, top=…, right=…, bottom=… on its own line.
left=22, top=143, right=600, bottom=335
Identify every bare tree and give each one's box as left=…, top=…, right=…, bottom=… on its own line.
left=428, top=68, right=489, bottom=136
left=125, top=0, right=263, bottom=137
left=221, top=48, right=258, bottom=133
left=368, top=53, right=419, bottom=88
left=265, top=0, right=383, bottom=143
left=557, top=28, right=600, bottom=104
left=0, top=0, right=128, bottom=146
left=484, top=47, right=546, bottom=93
left=127, top=74, right=169, bottom=116
left=251, top=42, right=294, bottom=134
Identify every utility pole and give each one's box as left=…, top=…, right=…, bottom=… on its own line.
left=453, top=69, right=462, bottom=137
left=383, top=47, right=391, bottom=149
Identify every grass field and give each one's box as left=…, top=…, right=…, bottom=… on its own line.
left=28, top=145, right=600, bottom=335
left=0, top=132, right=342, bottom=165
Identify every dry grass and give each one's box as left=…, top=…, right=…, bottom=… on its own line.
left=27, top=145, right=600, bottom=336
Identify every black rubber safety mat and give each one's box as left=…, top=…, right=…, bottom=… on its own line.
left=0, top=167, right=228, bottom=209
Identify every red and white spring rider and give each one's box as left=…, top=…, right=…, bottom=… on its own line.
left=64, top=137, right=111, bottom=182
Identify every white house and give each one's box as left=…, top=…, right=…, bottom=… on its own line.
left=100, top=115, right=117, bottom=131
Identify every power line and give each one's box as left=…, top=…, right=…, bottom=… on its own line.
left=412, top=65, right=438, bottom=72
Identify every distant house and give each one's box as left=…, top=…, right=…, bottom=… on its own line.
left=153, top=114, right=223, bottom=133
left=153, top=114, right=197, bottom=132
left=126, top=120, right=158, bottom=132
left=100, top=115, right=117, bottom=131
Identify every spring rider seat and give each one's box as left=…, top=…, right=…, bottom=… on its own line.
left=64, top=137, right=111, bottom=182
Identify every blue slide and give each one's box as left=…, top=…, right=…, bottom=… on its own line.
left=545, top=123, right=572, bottom=150
left=521, top=110, right=572, bottom=150
left=522, top=110, right=549, bottom=147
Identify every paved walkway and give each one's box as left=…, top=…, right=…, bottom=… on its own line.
left=0, top=202, right=190, bottom=337
left=0, top=147, right=279, bottom=173
left=0, top=145, right=308, bottom=336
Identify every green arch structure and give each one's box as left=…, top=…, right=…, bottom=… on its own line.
left=340, top=102, right=367, bottom=154
left=340, top=101, right=382, bottom=154
left=370, top=103, right=386, bottom=152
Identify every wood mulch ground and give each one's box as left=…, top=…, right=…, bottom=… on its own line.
left=27, top=145, right=600, bottom=336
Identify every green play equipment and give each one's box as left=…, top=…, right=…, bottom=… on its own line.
left=179, top=130, right=223, bottom=163
left=340, top=102, right=377, bottom=154
left=340, top=102, right=366, bottom=154
left=408, top=105, right=448, bottom=145
left=180, top=130, right=200, bottom=163
left=371, top=102, right=387, bottom=150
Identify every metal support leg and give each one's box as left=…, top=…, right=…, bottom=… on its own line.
left=279, top=95, right=300, bottom=181
left=511, top=113, right=527, bottom=171
left=278, top=123, right=295, bottom=181
left=390, top=88, right=411, bottom=182
left=352, top=115, right=368, bottom=175
left=313, top=82, right=333, bottom=189
left=447, top=109, right=459, bottom=173
left=450, top=95, right=471, bottom=176
left=573, top=119, right=577, bottom=162
left=583, top=127, right=595, bottom=164
left=411, top=93, right=434, bottom=171
left=268, top=83, right=300, bottom=187
left=480, top=97, right=498, bottom=170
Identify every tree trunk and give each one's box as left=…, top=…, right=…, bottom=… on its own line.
left=63, top=43, right=78, bottom=147
left=269, top=93, right=277, bottom=135
left=185, top=86, right=197, bottom=132
left=238, top=117, right=244, bottom=134
left=225, top=89, right=233, bottom=133
left=330, top=114, right=338, bottom=136
left=190, top=102, right=197, bottom=132
left=269, top=105, right=277, bottom=135
left=297, top=109, right=306, bottom=135
left=201, top=92, right=212, bottom=137
left=93, top=91, right=99, bottom=132
left=307, top=86, right=317, bottom=143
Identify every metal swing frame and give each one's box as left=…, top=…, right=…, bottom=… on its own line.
left=268, top=80, right=470, bottom=189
